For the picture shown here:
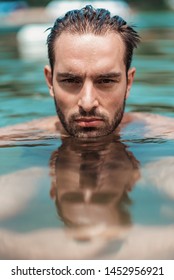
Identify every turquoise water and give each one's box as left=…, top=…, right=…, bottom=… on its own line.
left=0, top=12, right=174, bottom=259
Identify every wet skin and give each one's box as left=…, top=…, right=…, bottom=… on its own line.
left=44, top=32, right=135, bottom=138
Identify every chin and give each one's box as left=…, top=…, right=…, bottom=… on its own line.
left=71, top=127, right=114, bottom=138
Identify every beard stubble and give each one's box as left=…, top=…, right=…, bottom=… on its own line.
left=54, top=97, right=126, bottom=138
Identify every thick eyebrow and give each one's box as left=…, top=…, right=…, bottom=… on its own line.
left=56, top=72, right=83, bottom=80
left=56, top=72, right=122, bottom=80
left=95, top=72, right=121, bottom=79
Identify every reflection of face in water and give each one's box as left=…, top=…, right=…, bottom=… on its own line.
left=50, top=135, right=140, bottom=227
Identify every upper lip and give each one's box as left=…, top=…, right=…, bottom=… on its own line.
left=75, top=117, right=103, bottom=122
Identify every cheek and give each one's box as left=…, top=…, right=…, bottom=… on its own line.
left=53, top=84, right=67, bottom=106
left=53, top=86, right=79, bottom=116
left=102, top=90, right=126, bottom=112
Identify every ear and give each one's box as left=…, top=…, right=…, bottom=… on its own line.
left=125, top=67, right=136, bottom=99
left=44, top=65, right=54, bottom=97
left=50, top=181, right=57, bottom=201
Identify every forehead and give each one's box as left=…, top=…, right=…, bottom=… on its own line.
left=53, top=32, right=126, bottom=74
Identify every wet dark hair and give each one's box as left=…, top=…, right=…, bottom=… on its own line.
left=47, top=5, right=140, bottom=73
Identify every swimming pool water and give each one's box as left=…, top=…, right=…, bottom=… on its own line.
left=0, top=11, right=174, bottom=259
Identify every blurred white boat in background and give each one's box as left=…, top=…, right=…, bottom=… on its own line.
left=46, top=0, right=130, bottom=19
left=17, top=0, right=131, bottom=60
left=17, top=24, right=50, bottom=60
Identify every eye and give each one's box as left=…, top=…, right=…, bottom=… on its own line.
left=60, top=78, right=81, bottom=84
left=97, top=79, right=116, bottom=84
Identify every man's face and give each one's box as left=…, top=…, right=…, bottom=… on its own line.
left=45, top=32, right=135, bottom=138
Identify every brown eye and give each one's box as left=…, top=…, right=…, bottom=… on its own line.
left=61, top=78, right=81, bottom=84
left=99, top=78, right=116, bottom=83
left=97, top=79, right=116, bottom=85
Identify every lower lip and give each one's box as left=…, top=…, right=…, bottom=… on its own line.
left=76, top=120, right=103, bottom=127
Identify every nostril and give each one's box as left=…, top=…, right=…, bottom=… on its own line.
left=78, top=104, right=98, bottom=114
left=79, top=106, right=97, bottom=116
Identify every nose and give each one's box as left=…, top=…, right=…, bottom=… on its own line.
left=78, top=82, right=99, bottom=112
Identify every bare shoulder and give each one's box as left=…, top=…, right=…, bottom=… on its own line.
left=0, top=116, right=63, bottom=145
left=130, top=112, right=174, bottom=124
left=123, top=112, right=174, bottom=139
left=122, top=111, right=174, bottom=126
left=0, top=116, right=59, bottom=135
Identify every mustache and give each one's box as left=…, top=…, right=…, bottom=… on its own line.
left=70, top=108, right=108, bottom=121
